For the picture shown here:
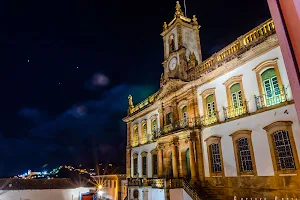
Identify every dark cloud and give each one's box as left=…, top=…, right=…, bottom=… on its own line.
left=18, top=107, right=47, bottom=124
left=85, top=73, right=110, bottom=91
left=0, top=84, right=156, bottom=176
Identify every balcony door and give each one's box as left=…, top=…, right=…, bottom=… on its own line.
left=230, top=83, right=243, bottom=109
left=261, top=68, right=281, bottom=106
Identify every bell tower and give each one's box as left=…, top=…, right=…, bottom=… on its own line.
left=160, top=1, right=202, bottom=87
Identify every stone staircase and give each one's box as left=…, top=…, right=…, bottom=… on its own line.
left=168, top=179, right=222, bottom=200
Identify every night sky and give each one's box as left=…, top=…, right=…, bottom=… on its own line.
left=0, top=0, right=271, bottom=176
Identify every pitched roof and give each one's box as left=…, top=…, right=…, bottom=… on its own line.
left=0, top=178, right=92, bottom=190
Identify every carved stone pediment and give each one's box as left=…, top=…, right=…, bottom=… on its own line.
left=156, top=78, right=188, bottom=100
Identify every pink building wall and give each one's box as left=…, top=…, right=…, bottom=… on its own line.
left=267, top=0, right=300, bottom=120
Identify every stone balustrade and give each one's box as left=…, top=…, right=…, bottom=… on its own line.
left=189, top=18, right=276, bottom=80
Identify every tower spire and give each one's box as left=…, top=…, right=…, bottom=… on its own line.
left=175, top=1, right=184, bottom=17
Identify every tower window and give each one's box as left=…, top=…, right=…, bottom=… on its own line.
left=169, top=34, right=175, bottom=53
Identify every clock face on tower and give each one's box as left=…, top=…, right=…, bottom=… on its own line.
left=168, top=57, right=177, bottom=71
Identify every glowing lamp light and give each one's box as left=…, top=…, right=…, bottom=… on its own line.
left=98, top=185, right=103, bottom=190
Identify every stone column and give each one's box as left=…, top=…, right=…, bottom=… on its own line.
left=171, top=142, right=179, bottom=178
left=188, top=137, right=197, bottom=180
left=158, top=107, right=164, bottom=129
left=126, top=122, right=132, bottom=178
left=158, top=144, right=164, bottom=177
left=195, top=131, right=205, bottom=182
left=126, top=147, right=131, bottom=178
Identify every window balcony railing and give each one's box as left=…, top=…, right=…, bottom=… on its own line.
left=127, top=178, right=165, bottom=188
left=140, top=136, right=148, bottom=145
left=223, top=102, right=249, bottom=120
left=255, top=87, right=287, bottom=110
left=202, top=111, right=219, bottom=126
left=131, top=140, right=139, bottom=147
left=152, top=117, right=202, bottom=139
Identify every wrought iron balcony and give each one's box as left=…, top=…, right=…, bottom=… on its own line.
left=202, top=111, right=219, bottom=126
left=131, top=140, right=139, bottom=147
left=127, top=178, right=165, bottom=188
left=255, top=87, right=287, bottom=110
left=152, top=117, right=202, bottom=139
left=223, top=102, right=249, bottom=120
left=140, top=136, right=148, bottom=145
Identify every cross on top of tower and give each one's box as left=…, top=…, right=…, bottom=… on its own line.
left=162, top=1, right=199, bottom=33
left=175, top=1, right=184, bottom=17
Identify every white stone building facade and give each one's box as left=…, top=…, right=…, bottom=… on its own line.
left=123, top=2, right=300, bottom=200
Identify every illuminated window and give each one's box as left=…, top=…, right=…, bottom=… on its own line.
left=263, top=121, right=299, bottom=175
left=230, top=130, right=256, bottom=176
left=210, top=143, right=222, bottom=173
left=132, top=126, right=139, bottom=147
left=261, top=68, right=281, bottom=106
left=182, top=106, right=188, bottom=122
left=142, top=123, right=147, bottom=143
left=230, top=83, right=243, bottom=109
left=200, top=88, right=218, bottom=125
left=237, top=137, right=253, bottom=172
left=205, top=136, right=224, bottom=176
left=206, top=94, right=216, bottom=117
left=273, top=130, right=295, bottom=170
left=166, top=112, right=173, bottom=124
left=252, top=59, right=285, bottom=109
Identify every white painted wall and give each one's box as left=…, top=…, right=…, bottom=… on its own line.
left=128, top=187, right=165, bottom=200
left=0, top=187, right=91, bottom=200
left=131, top=142, right=158, bottom=178
left=202, top=104, right=300, bottom=177
left=169, top=188, right=192, bottom=200
left=197, top=46, right=293, bottom=120
left=182, top=26, right=200, bottom=63
left=195, top=46, right=299, bottom=177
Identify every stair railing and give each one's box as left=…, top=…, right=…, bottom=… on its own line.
left=168, top=179, right=202, bottom=200
left=182, top=179, right=202, bottom=200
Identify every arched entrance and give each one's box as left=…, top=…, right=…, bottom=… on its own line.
left=186, top=148, right=191, bottom=180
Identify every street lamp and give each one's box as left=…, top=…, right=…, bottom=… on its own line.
left=97, top=185, right=103, bottom=200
